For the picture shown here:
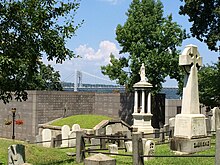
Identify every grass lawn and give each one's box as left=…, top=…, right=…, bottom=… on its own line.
left=50, top=114, right=112, bottom=129
left=0, top=138, right=215, bottom=165
left=1, top=115, right=216, bottom=164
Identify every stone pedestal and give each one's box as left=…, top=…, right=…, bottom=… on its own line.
left=170, top=137, right=211, bottom=154
left=174, top=114, right=207, bottom=139
left=132, top=113, right=154, bottom=133
left=132, top=63, right=154, bottom=134
left=172, top=114, right=210, bottom=154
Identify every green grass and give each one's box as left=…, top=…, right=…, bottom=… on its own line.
left=0, top=138, right=216, bottom=165
left=50, top=114, right=112, bottom=129
left=0, top=138, right=79, bottom=165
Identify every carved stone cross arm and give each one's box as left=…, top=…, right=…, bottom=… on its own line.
left=179, top=44, right=202, bottom=69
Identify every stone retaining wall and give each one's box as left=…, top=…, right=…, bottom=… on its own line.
left=0, top=91, right=133, bottom=141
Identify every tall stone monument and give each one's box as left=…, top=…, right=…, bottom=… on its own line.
left=170, top=44, right=211, bottom=153
left=132, top=63, right=154, bottom=133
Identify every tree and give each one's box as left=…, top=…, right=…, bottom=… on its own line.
left=198, top=62, right=220, bottom=108
left=27, top=62, right=63, bottom=91
left=101, top=0, right=186, bottom=92
left=179, top=0, right=220, bottom=51
left=0, top=0, right=83, bottom=103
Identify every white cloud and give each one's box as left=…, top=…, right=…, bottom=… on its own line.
left=100, top=0, right=124, bottom=5
left=75, top=40, right=119, bottom=63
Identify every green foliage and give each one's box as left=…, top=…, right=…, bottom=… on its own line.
left=27, top=62, right=63, bottom=91
left=101, top=0, right=186, bottom=92
left=179, top=0, right=220, bottom=51
left=51, top=114, right=112, bottom=129
left=198, top=62, right=220, bottom=107
left=0, top=0, right=83, bottom=103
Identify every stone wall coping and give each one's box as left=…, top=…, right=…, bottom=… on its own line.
left=38, top=124, right=62, bottom=130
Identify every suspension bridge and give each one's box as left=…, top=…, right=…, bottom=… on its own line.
left=61, top=70, right=125, bottom=93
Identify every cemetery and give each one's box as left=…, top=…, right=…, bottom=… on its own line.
left=0, top=44, right=219, bottom=165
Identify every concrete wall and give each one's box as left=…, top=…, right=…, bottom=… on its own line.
left=0, top=91, right=37, bottom=141
left=94, top=93, right=121, bottom=118
left=0, top=90, right=168, bottom=141
left=165, top=99, right=182, bottom=124
left=0, top=91, right=132, bottom=141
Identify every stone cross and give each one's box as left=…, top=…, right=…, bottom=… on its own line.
left=179, top=44, right=202, bottom=114
left=139, top=63, right=146, bottom=82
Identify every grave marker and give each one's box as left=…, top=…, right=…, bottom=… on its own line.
left=8, top=144, right=25, bottom=165
left=42, top=129, right=51, bottom=147
left=61, top=125, right=70, bottom=147
left=171, top=44, right=211, bottom=154
left=144, top=140, right=155, bottom=161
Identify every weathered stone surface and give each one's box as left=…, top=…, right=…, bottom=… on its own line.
left=108, top=144, right=118, bottom=154
left=61, top=125, right=70, bottom=147
left=84, top=153, right=116, bottom=165
left=106, top=125, right=113, bottom=135
left=72, top=124, right=81, bottom=132
left=170, top=137, right=211, bottom=154
left=68, top=131, right=76, bottom=147
left=42, top=129, right=51, bottom=147
left=91, top=138, right=100, bottom=149
left=125, top=141, right=132, bottom=152
left=211, top=107, right=220, bottom=133
left=144, top=140, right=155, bottom=161
left=8, top=144, right=25, bottom=165
left=172, top=44, right=210, bottom=154
left=174, top=114, right=207, bottom=139
left=132, top=63, right=154, bottom=134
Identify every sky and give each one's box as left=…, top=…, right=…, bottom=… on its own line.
left=43, top=0, right=220, bottom=87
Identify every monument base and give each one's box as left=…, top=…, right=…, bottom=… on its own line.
left=174, top=114, right=207, bottom=139
left=170, top=137, right=211, bottom=154
left=132, top=113, right=154, bottom=133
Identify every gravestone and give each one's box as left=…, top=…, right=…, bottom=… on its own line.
left=164, top=124, right=170, bottom=136
left=68, top=124, right=81, bottom=147
left=169, top=118, right=175, bottom=128
left=144, top=140, right=155, bottom=161
left=108, top=144, right=118, bottom=155
left=106, top=125, right=113, bottom=135
left=211, top=107, right=220, bottom=133
left=68, top=131, right=76, bottom=147
left=42, top=129, right=51, bottom=147
left=169, top=118, right=175, bottom=138
left=35, top=135, right=42, bottom=146
left=125, top=141, right=132, bottom=152
left=72, top=124, right=81, bottom=131
left=93, top=120, right=108, bottom=135
left=55, top=134, right=62, bottom=147
left=171, top=44, right=211, bottom=154
left=91, top=138, right=100, bottom=149
left=142, top=138, right=147, bottom=151
left=61, top=125, right=70, bottom=147
left=84, top=153, right=116, bottom=165
left=8, top=144, right=25, bottom=165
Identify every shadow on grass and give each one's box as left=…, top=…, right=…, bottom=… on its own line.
left=36, top=158, right=75, bottom=165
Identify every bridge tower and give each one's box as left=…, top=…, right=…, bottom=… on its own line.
left=74, top=70, right=82, bottom=92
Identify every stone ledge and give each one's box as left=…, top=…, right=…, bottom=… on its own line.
left=170, top=137, right=211, bottom=154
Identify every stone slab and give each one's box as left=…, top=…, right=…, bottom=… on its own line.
left=170, top=137, right=211, bottom=154
left=84, top=153, right=116, bottom=165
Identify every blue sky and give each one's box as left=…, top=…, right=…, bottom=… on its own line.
left=43, top=0, right=219, bottom=86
